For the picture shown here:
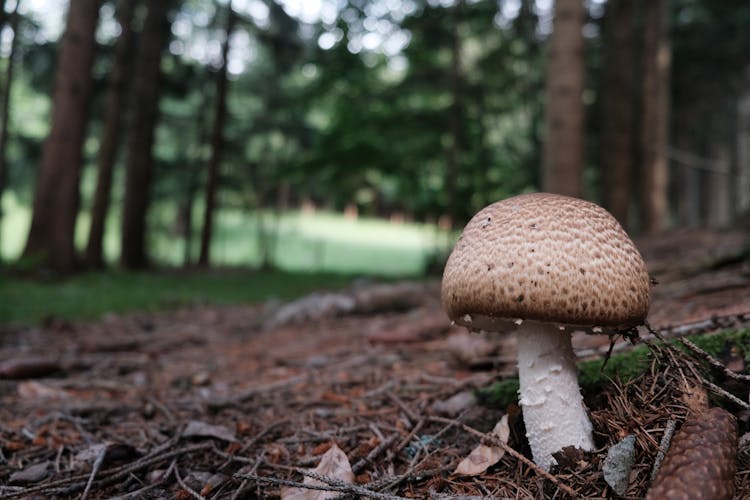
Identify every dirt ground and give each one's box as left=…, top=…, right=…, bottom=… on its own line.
left=1, top=228, right=749, bottom=499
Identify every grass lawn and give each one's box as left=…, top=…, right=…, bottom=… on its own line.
left=0, top=269, right=357, bottom=325
left=1, top=192, right=453, bottom=275
left=0, top=195, right=453, bottom=325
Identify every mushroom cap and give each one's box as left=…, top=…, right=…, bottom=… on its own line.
left=441, top=193, right=651, bottom=329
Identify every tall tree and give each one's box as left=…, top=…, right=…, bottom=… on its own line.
left=198, top=2, right=236, bottom=267
left=600, top=0, right=635, bottom=227
left=120, top=1, right=172, bottom=269
left=639, top=0, right=671, bottom=233
left=22, top=0, right=99, bottom=273
left=85, top=0, right=137, bottom=268
left=541, top=0, right=586, bottom=197
left=445, top=0, right=464, bottom=228
left=0, top=1, right=20, bottom=257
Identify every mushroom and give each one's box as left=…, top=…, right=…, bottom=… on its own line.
left=441, top=192, right=651, bottom=470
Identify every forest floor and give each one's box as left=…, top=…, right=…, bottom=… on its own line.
left=1, top=228, right=750, bottom=499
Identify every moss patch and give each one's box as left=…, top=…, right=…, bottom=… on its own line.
left=477, top=328, right=750, bottom=408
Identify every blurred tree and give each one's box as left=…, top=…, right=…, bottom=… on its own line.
left=670, top=0, right=750, bottom=227
left=639, top=0, right=671, bottom=233
left=22, top=0, right=99, bottom=273
left=0, top=1, right=20, bottom=257
left=445, top=0, right=464, bottom=228
left=121, top=1, right=175, bottom=269
left=198, top=1, right=236, bottom=267
left=85, top=0, right=138, bottom=268
left=600, top=0, right=634, bottom=228
left=542, top=0, right=585, bottom=197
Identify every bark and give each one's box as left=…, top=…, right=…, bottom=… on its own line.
left=639, top=0, right=671, bottom=234
left=674, top=111, right=701, bottom=227
left=179, top=180, right=197, bottom=267
left=22, top=0, right=99, bottom=273
left=706, top=111, right=732, bottom=228
left=0, top=3, right=20, bottom=256
left=120, top=1, right=172, bottom=269
left=198, top=4, right=236, bottom=267
left=541, top=0, right=585, bottom=198
left=0, top=0, right=6, bottom=31
left=738, top=94, right=750, bottom=214
left=601, top=0, right=634, bottom=228
left=84, top=0, right=137, bottom=268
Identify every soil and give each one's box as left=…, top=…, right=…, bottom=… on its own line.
left=1, top=228, right=749, bottom=499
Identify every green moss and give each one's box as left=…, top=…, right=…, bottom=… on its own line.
left=686, top=328, right=750, bottom=361
left=477, top=328, right=750, bottom=408
left=476, top=379, right=520, bottom=408
left=579, top=344, right=652, bottom=390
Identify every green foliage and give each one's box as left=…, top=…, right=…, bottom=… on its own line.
left=5, top=0, right=750, bottom=270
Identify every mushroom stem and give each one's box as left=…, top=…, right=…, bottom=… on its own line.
left=515, top=320, right=594, bottom=470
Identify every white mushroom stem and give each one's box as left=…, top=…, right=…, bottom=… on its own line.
left=515, top=320, right=595, bottom=470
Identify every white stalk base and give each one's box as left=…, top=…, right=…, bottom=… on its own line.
left=515, top=320, right=595, bottom=470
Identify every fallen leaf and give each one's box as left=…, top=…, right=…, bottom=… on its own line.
left=445, top=331, right=495, bottom=365
left=311, top=442, right=333, bottom=456
left=9, top=461, right=51, bottom=484
left=454, top=415, right=509, bottom=476
left=183, top=420, right=237, bottom=442
left=74, top=442, right=139, bottom=467
left=281, top=443, right=354, bottom=499
left=430, top=390, right=477, bottom=417
left=17, top=381, right=70, bottom=400
left=200, top=473, right=228, bottom=496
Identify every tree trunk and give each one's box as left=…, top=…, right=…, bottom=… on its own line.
left=0, top=0, right=6, bottom=31
left=84, top=0, right=137, bottom=268
left=198, top=3, right=236, bottom=267
left=541, top=0, right=585, bottom=198
left=639, top=0, right=671, bottom=234
left=674, top=110, right=701, bottom=227
left=445, top=0, right=463, bottom=228
left=706, top=110, right=732, bottom=228
left=737, top=94, right=750, bottom=215
left=601, top=0, right=634, bottom=228
left=22, top=0, right=99, bottom=273
left=0, top=2, right=20, bottom=258
left=120, top=1, right=172, bottom=269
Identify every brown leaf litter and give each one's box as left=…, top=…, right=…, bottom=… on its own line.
left=0, top=228, right=749, bottom=498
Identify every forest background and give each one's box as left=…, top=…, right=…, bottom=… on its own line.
left=0, top=0, right=748, bottom=284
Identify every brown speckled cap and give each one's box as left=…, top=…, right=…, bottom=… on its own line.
left=441, top=193, right=651, bottom=328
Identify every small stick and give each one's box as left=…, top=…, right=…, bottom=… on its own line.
left=393, top=419, right=425, bottom=454
left=677, top=337, right=750, bottom=382
left=385, top=391, right=418, bottom=424
left=146, top=396, right=176, bottom=422
left=175, top=465, right=207, bottom=500
left=702, top=379, right=750, bottom=410
left=108, top=460, right=176, bottom=500
left=238, top=472, right=411, bottom=500
left=80, top=444, right=107, bottom=500
left=239, top=419, right=290, bottom=454
left=427, top=416, right=579, bottom=499
left=352, top=434, right=399, bottom=473
left=650, top=419, right=677, bottom=481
